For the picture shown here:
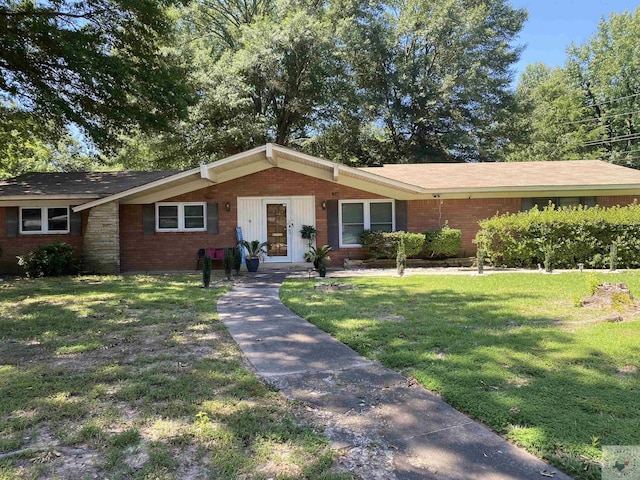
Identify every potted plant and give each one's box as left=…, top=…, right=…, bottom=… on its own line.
left=239, top=240, right=268, bottom=272
left=300, top=225, right=318, bottom=260
left=307, top=245, right=332, bottom=277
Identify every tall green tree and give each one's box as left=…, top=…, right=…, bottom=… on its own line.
left=0, top=0, right=194, bottom=151
left=503, top=63, right=599, bottom=162
left=119, top=0, right=526, bottom=168
left=119, top=0, right=342, bottom=168
left=566, top=6, right=640, bottom=166
left=507, top=7, right=640, bottom=165
left=310, top=0, right=527, bottom=164
left=0, top=107, right=103, bottom=179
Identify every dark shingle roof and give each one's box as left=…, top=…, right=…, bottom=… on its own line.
left=0, top=171, right=180, bottom=197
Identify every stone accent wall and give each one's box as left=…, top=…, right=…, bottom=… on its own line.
left=84, top=202, right=120, bottom=274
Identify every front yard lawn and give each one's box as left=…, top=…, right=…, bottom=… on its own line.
left=0, top=275, right=347, bottom=480
left=281, top=272, right=640, bottom=480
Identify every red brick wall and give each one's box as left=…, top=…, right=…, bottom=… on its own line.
left=595, top=195, right=638, bottom=207
left=0, top=208, right=87, bottom=274
left=119, top=168, right=385, bottom=271
left=6, top=172, right=634, bottom=274
left=118, top=167, right=640, bottom=272
left=407, top=198, right=522, bottom=256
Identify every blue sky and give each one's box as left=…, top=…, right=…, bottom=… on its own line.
left=510, top=0, right=639, bottom=83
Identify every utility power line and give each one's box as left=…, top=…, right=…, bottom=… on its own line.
left=582, top=132, right=640, bottom=147
left=559, top=108, right=640, bottom=127
left=561, top=91, right=640, bottom=114
left=583, top=91, right=640, bottom=109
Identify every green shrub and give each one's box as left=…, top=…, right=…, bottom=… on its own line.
left=424, top=226, right=462, bottom=258
left=17, top=241, right=79, bottom=278
left=360, top=231, right=424, bottom=259
left=474, top=203, right=640, bottom=268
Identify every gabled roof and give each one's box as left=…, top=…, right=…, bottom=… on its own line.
left=0, top=171, right=178, bottom=200
left=2, top=145, right=640, bottom=210
left=71, top=144, right=427, bottom=211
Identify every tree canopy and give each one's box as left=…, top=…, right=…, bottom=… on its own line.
left=118, top=0, right=527, bottom=169
left=505, top=6, right=640, bottom=166
left=0, top=0, right=194, bottom=163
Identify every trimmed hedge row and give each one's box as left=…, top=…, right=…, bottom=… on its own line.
left=360, top=231, right=425, bottom=259
left=360, top=228, right=462, bottom=259
left=474, top=204, right=640, bottom=268
left=424, top=226, right=462, bottom=258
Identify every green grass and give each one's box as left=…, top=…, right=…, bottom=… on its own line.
left=0, top=275, right=349, bottom=480
left=281, top=271, right=640, bottom=480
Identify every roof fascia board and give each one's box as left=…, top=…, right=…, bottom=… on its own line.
left=412, top=188, right=640, bottom=200
left=413, top=184, right=640, bottom=196
left=73, top=170, right=201, bottom=212
left=202, top=144, right=267, bottom=171
left=213, top=161, right=272, bottom=184
left=335, top=176, right=415, bottom=200
left=275, top=157, right=334, bottom=183
left=0, top=194, right=99, bottom=202
left=270, top=144, right=425, bottom=193
left=121, top=179, right=215, bottom=204
left=0, top=198, right=98, bottom=207
left=126, top=163, right=273, bottom=204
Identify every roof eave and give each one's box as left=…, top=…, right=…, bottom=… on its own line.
left=411, top=184, right=640, bottom=199
left=0, top=194, right=100, bottom=202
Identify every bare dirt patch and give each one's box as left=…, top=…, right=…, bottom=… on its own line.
left=580, top=282, right=640, bottom=322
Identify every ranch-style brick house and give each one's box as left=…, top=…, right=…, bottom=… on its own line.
left=1, top=143, right=640, bottom=274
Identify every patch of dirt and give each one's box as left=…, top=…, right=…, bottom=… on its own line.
left=581, top=283, right=640, bottom=321
left=314, top=282, right=356, bottom=293
left=617, top=365, right=638, bottom=375
left=375, top=314, right=405, bottom=323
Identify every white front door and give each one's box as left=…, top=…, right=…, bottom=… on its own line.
left=237, top=196, right=315, bottom=263
left=264, top=199, right=291, bottom=262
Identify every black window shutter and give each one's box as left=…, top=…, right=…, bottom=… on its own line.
left=395, top=200, right=408, bottom=231
left=584, top=197, right=597, bottom=208
left=70, top=210, right=82, bottom=236
left=5, top=207, right=18, bottom=237
left=326, top=199, right=339, bottom=250
left=143, top=205, right=155, bottom=235
left=207, top=203, right=219, bottom=234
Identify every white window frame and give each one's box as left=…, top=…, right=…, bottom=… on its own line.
left=156, top=202, right=207, bottom=232
left=338, top=199, right=395, bottom=248
left=19, top=206, right=70, bottom=234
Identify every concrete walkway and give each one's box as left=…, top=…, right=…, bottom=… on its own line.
left=217, top=272, right=572, bottom=480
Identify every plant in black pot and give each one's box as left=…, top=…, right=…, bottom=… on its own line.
left=307, top=245, right=332, bottom=277
left=239, top=240, right=268, bottom=273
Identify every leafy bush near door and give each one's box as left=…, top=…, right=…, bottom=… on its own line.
left=360, top=231, right=424, bottom=259
left=17, top=241, right=79, bottom=277
left=474, top=203, right=640, bottom=268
